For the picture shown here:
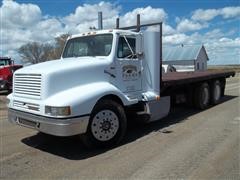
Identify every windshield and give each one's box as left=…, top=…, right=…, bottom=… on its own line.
left=62, top=34, right=113, bottom=58
left=0, top=59, right=11, bottom=66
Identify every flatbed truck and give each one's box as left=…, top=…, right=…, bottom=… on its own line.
left=7, top=15, right=235, bottom=148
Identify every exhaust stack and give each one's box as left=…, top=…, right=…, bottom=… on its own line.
left=98, top=12, right=103, bottom=30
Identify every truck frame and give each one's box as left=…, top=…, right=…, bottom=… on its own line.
left=7, top=15, right=235, bottom=148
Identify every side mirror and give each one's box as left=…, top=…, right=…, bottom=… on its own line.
left=137, top=52, right=144, bottom=59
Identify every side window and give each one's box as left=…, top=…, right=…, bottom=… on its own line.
left=197, top=62, right=199, bottom=70
left=117, top=37, right=136, bottom=59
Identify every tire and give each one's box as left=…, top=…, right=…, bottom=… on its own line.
left=186, top=87, right=194, bottom=107
left=80, top=99, right=127, bottom=148
left=210, top=80, right=221, bottom=105
left=194, top=82, right=210, bottom=110
left=220, top=79, right=226, bottom=97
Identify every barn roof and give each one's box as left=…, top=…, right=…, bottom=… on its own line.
left=163, top=45, right=209, bottom=61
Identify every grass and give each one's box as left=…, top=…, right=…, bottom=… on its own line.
left=208, top=64, right=240, bottom=73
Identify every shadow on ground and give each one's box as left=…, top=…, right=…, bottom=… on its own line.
left=21, top=95, right=237, bottom=160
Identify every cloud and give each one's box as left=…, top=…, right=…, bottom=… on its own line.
left=32, top=18, right=64, bottom=42
left=119, top=6, right=167, bottom=26
left=221, top=6, right=240, bottom=18
left=0, top=1, right=239, bottom=65
left=163, top=29, right=240, bottom=65
left=0, top=0, right=66, bottom=60
left=63, top=5, right=167, bottom=33
left=204, top=29, right=223, bottom=39
left=63, top=1, right=120, bottom=31
left=146, top=23, right=176, bottom=35
left=216, top=37, right=240, bottom=47
left=192, top=6, right=240, bottom=21
left=1, top=0, right=169, bottom=57
left=1, top=0, right=41, bottom=29
left=192, top=9, right=219, bottom=21
left=163, top=33, right=189, bottom=45
left=205, top=37, right=240, bottom=65
left=176, top=19, right=208, bottom=32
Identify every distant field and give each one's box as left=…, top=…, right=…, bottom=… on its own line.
left=208, top=64, right=240, bottom=73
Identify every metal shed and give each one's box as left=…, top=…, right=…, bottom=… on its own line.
left=163, top=45, right=209, bottom=72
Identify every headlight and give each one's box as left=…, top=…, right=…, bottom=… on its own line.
left=45, top=106, right=71, bottom=117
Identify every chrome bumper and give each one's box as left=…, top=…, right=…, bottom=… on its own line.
left=8, top=108, right=89, bottom=136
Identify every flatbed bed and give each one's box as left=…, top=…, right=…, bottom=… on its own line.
left=161, top=70, right=235, bottom=94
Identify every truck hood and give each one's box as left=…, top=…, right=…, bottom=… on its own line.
left=14, top=57, right=111, bottom=99
left=17, top=57, right=107, bottom=74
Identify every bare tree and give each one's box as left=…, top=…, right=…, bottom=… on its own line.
left=18, top=42, right=54, bottom=64
left=18, top=34, right=70, bottom=64
left=51, top=34, right=70, bottom=59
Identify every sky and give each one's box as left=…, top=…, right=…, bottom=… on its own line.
left=0, top=0, right=240, bottom=65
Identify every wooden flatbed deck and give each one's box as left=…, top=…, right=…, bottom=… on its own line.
left=161, top=70, right=235, bottom=93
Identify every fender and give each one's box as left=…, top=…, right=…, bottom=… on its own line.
left=44, top=82, right=137, bottom=117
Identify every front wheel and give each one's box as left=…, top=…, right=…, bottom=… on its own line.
left=80, top=99, right=127, bottom=148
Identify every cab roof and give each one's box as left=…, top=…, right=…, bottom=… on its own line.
left=69, top=29, right=139, bottom=39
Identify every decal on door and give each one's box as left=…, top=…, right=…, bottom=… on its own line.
left=122, top=65, right=139, bottom=81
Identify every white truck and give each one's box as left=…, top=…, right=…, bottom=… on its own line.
left=7, top=15, right=235, bottom=147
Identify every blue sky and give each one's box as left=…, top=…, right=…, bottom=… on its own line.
left=16, top=0, right=239, bottom=16
left=1, top=0, right=240, bottom=65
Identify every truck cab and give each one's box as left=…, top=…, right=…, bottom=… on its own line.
left=7, top=28, right=170, bottom=147
left=0, top=57, right=22, bottom=92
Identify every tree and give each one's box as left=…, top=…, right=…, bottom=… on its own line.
left=18, top=34, right=70, bottom=64
left=51, top=34, right=70, bottom=59
left=18, top=42, right=54, bottom=64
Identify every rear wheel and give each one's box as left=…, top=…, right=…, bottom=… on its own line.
left=210, top=80, right=221, bottom=105
left=220, top=79, right=226, bottom=97
left=194, top=82, right=210, bottom=109
left=81, top=99, right=127, bottom=148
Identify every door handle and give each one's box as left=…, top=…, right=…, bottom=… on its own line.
left=104, top=70, right=116, bottom=78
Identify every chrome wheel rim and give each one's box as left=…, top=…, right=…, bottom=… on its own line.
left=203, top=87, right=209, bottom=105
left=91, top=110, right=119, bottom=141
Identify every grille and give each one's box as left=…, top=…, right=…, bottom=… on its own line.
left=14, top=74, right=42, bottom=99
left=13, top=100, right=40, bottom=112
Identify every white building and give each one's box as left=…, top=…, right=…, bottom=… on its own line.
left=163, top=45, right=209, bottom=72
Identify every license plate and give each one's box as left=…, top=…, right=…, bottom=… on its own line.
left=17, top=118, right=37, bottom=128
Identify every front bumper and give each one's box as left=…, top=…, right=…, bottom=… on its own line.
left=8, top=108, right=89, bottom=136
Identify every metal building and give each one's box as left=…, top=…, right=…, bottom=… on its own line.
left=163, top=45, right=209, bottom=72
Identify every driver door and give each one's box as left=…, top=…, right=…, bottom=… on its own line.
left=115, top=35, right=143, bottom=97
